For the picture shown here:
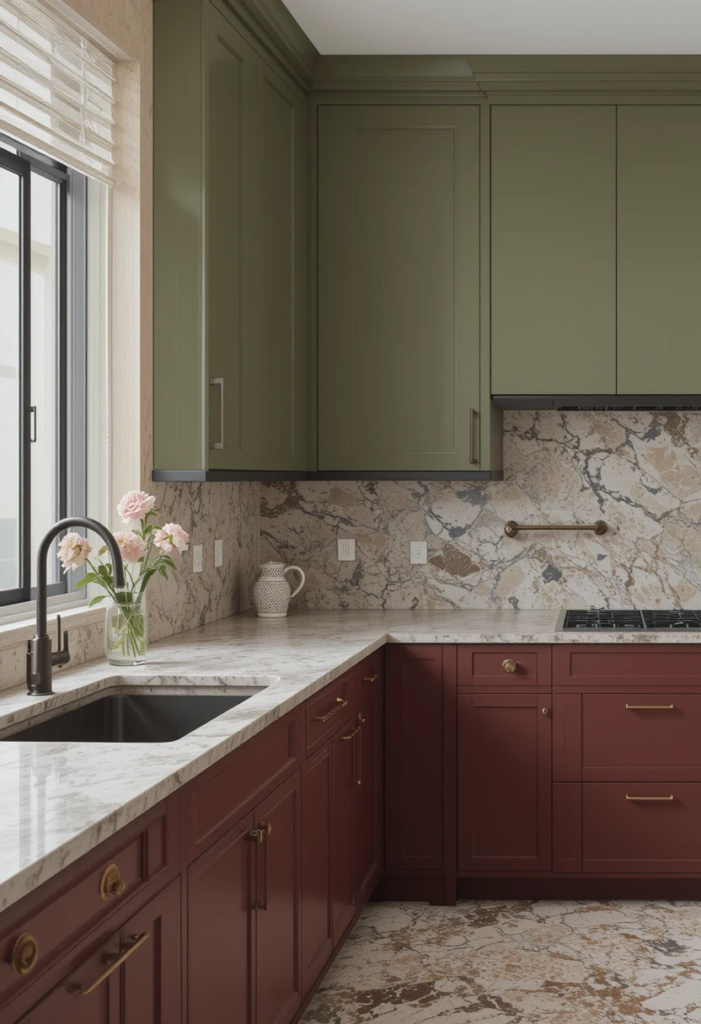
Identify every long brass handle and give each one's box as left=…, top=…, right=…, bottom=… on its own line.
left=313, top=697, right=348, bottom=723
left=341, top=724, right=361, bottom=741
left=357, top=718, right=365, bottom=786
left=469, top=408, right=479, bottom=465
left=505, top=520, right=607, bottom=538
left=82, top=933, right=151, bottom=995
left=257, top=822, right=270, bottom=911
left=209, top=377, right=224, bottom=450
left=626, top=704, right=675, bottom=710
left=626, top=794, right=674, bottom=802
left=363, top=674, right=379, bottom=683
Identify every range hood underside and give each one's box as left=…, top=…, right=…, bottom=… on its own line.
left=493, top=395, right=701, bottom=411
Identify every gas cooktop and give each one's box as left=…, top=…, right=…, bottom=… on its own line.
left=562, top=609, right=701, bottom=631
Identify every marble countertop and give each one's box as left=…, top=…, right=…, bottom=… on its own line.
left=2, top=607, right=701, bottom=913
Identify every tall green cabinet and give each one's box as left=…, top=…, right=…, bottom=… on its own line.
left=317, top=104, right=496, bottom=475
left=154, top=0, right=308, bottom=477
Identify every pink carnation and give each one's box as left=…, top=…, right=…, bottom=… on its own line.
left=117, top=490, right=156, bottom=523
left=57, top=532, right=92, bottom=572
left=114, top=531, right=146, bottom=564
left=154, top=523, right=189, bottom=556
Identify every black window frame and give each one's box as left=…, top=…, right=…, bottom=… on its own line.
left=0, top=131, right=87, bottom=609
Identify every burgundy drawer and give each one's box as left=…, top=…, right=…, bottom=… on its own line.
left=0, top=796, right=179, bottom=1012
left=185, top=707, right=302, bottom=861
left=305, top=669, right=358, bottom=755
left=582, top=693, right=701, bottom=781
left=554, top=644, right=701, bottom=690
left=583, top=783, right=701, bottom=873
left=458, top=646, right=551, bottom=689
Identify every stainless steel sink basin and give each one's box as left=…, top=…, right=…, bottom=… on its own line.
left=0, top=691, right=256, bottom=744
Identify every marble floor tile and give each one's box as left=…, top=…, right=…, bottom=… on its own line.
left=301, top=900, right=701, bottom=1023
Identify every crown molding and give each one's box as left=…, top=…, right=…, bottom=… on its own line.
left=216, top=0, right=319, bottom=90
left=467, top=55, right=701, bottom=95
left=312, top=55, right=483, bottom=94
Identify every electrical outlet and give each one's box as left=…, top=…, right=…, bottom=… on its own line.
left=192, top=544, right=203, bottom=573
left=214, top=539, right=223, bottom=568
left=410, top=541, right=428, bottom=564
left=338, top=538, right=356, bottom=561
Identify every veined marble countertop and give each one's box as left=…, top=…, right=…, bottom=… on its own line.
left=1, top=607, right=700, bottom=913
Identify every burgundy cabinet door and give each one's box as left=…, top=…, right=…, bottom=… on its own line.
left=458, top=692, right=552, bottom=872
left=255, top=772, right=302, bottom=1024
left=385, top=645, right=456, bottom=873
left=355, top=665, right=384, bottom=904
left=300, top=743, right=333, bottom=998
left=121, top=879, right=181, bottom=1024
left=188, top=814, right=255, bottom=1024
left=331, top=717, right=357, bottom=945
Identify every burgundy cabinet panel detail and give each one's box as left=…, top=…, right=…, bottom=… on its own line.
left=553, top=693, right=582, bottom=781
left=305, top=669, right=358, bottom=755
left=255, top=772, right=302, bottom=1024
left=554, top=645, right=701, bottom=690
left=331, top=718, right=357, bottom=945
left=582, top=693, right=701, bottom=781
left=355, top=659, right=384, bottom=904
left=187, top=815, right=254, bottom=1024
left=583, top=783, right=701, bottom=873
left=300, top=744, right=333, bottom=998
left=385, top=645, right=456, bottom=873
left=458, top=645, right=551, bottom=689
left=553, top=784, right=582, bottom=873
left=458, top=692, right=552, bottom=872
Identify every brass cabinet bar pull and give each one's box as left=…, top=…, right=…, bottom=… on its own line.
left=313, top=697, right=348, bottom=723
left=363, top=674, right=379, bottom=683
left=626, top=704, right=675, bottom=710
left=625, top=794, right=674, bottom=802
left=209, top=377, right=224, bottom=450
left=469, top=408, right=478, bottom=465
left=357, top=718, right=365, bottom=786
left=341, top=725, right=361, bottom=741
left=82, top=933, right=151, bottom=995
left=258, top=822, right=270, bottom=911
left=505, top=520, right=607, bottom=538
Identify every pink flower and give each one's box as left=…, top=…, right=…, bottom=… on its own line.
left=57, top=532, right=92, bottom=572
left=154, top=523, right=189, bottom=556
left=114, top=531, right=146, bottom=564
left=117, top=490, right=156, bottom=523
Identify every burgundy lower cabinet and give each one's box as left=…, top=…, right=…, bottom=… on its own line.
left=16, top=879, right=181, bottom=1024
left=457, top=692, right=552, bottom=872
left=300, top=744, right=333, bottom=997
left=355, top=658, right=384, bottom=904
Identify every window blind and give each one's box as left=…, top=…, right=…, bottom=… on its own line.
left=0, top=0, right=115, bottom=183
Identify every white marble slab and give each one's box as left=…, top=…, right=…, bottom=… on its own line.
left=1, top=608, right=700, bottom=913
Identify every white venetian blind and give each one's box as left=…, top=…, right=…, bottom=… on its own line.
left=0, top=0, right=115, bottom=183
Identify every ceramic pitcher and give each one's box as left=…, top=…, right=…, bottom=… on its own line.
left=253, top=561, right=306, bottom=618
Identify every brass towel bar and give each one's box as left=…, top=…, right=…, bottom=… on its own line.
left=504, top=520, right=607, bottom=538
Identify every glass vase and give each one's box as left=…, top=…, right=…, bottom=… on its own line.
left=105, top=591, right=148, bottom=666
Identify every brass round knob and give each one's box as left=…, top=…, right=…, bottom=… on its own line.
left=12, top=933, right=39, bottom=976
left=502, top=658, right=518, bottom=674
left=100, top=863, right=127, bottom=901
left=542, top=707, right=550, bottom=716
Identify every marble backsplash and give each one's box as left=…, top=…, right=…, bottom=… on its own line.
left=260, top=411, right=701, bottom=611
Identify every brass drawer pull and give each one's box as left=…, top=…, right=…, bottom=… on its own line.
left=313, top=696, right=348, bottom=723
left=12, top=933, right=39, bottom=975
left=249, top=828, right=264, bottom=843
left=541, top=707, right=550, bottom=716
left=363, top=673, right=379, bottom=683
left=99, top=863, right=127, bottom=901
left=502, top=659, right=518, bottom=674
left=626, top=794, right=674, bottom=802
left=82, top=932, right=150, bottom=995
left=625, top=704, right=675, bottom=710
left=342, top=725, right=361, bottom=741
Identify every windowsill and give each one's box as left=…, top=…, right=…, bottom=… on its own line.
left=0, top=602, right=104, bottom=653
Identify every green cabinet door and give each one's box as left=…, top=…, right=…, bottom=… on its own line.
left=491, top=106, right=616, bottom=395
left=318, top=105, right=481, bottom=472
left=618, top=106, right=701, bottom=394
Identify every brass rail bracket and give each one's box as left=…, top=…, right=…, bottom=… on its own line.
left=504, top=520, right=607, bottom=538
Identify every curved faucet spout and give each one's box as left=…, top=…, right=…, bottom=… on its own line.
left=28, top=517, right=126, bottom=695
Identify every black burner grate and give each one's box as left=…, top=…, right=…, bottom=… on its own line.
left=563, top=609, right=701, bottom=631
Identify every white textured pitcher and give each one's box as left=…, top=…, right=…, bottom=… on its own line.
left=253, top=561, right=306, bottom=618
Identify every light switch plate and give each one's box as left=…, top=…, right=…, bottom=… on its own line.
left=338, top=538, right=356, bottom=561
left=410, top=541, right=427, bottom=564
left=192, top=544, right=203, bottom=573
left=214, top=539, right=223, bottom=568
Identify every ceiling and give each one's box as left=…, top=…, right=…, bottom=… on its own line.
left=281, top=0, right=701, bottom=55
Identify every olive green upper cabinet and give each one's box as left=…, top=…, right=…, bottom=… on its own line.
left=154, top=0, right=308, bottom=477
left=491, top=106, right=616, bottom=396
left=317, top=105, right=483, bottom=473
left=617, top=106, right=701, bottom=394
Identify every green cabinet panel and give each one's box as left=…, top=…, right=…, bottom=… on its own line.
left=154, top=0, right=308, bottom=475
left=318, top=105, right=482, bottom=472
left=491, top=106, right=616, bottom=395
left=618, top=106, right=701, bottom=394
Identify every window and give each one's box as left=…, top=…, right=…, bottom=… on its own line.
left=0, top=130, right=87, bottom=607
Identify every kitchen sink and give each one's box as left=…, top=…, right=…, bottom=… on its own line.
left=0, top=690, right=261, bottom=744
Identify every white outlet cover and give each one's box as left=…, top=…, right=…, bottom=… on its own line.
left=410, top=541, right=428, bottom=564
left=338, top=538, right=356, bottom=561
left=192, top=544, right=204, bottom=574
left=214, top=539, right=223, bottom=568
